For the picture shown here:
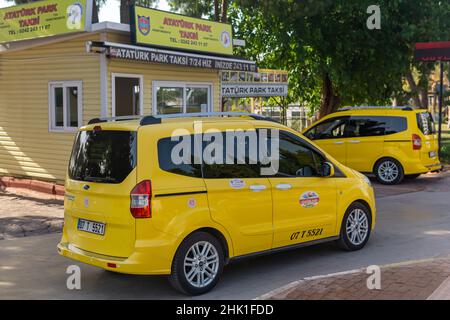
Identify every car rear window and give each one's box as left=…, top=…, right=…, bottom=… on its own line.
left=416, top=112, right=436, bottom=135
left=69, top=130, right=137, bottom=183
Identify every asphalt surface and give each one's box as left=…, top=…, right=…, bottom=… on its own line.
left=1, top=176, right=450, bottom=300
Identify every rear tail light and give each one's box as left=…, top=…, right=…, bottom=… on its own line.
left=130, top=180, right=152, bottom=218
left=412, top=134, right=422, bottom=150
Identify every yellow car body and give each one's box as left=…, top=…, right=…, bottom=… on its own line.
left=303, top=108, right=442, bottom=184
left=58, top=114, right=376, bottom=294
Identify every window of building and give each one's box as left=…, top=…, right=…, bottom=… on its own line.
left=153, top=81, right=211, bottom=115
left=48, top=81, right=82, bottom=132
left=112, top=74, right=143, bottom=117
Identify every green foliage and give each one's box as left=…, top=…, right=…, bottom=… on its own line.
left=234, top=0, right=450, bottom=114
left=168, top=0, right=217, bottom=19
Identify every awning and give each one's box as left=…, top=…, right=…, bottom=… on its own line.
left=87, top=41, right=257, bottom=72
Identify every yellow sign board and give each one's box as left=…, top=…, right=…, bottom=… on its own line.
left=131, top=6, right=233, bottom=55
left=0, top=0, right=90, bottom=44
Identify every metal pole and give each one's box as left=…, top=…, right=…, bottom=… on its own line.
left=438, top=60, right=444, bottom=157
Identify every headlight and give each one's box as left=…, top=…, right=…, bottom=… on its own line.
left=353, top=169, right=372, bottom=187
left=362, top=175, right=372, bottom=187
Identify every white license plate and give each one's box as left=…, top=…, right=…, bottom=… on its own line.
left=77, top=219, right=105, bottom=235
left=429, top=151, right=437, bottom=158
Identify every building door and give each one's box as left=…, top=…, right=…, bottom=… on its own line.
left=112, top=74, right=143, bottom=117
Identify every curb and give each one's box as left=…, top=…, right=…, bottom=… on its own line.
left=0, top=176, right=64, bottom=196
left=255, top=257, right=447, bottom=300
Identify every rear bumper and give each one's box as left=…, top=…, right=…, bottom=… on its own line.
left=57, top=241, right=172, bottom=275
left=404, top=160, right=442, bottom=174
left=426, top=163, right=443, bottom=172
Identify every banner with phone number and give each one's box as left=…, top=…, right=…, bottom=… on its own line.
left=0, top=0, right=89, bottom=44
left=131, top=6, right=234, bottom=55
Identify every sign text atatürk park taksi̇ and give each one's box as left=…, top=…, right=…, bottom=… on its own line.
left=0, top=0, right=90, bottom=44
left=221, top=84, right=288, bottom=97
left=131, top=6, right=234, bottom=55
left=107, top=45, right=256, bottom=72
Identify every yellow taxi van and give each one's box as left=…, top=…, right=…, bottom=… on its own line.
left=304, top=107, right=442, bottom=185
left=58, top=112, right=376, bottom=295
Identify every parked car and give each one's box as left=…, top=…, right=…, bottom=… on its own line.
left=303, top=107, right=442, bottom=185
left=58, top=112, right=376, bottom=295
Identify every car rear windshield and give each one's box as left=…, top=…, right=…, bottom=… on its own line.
left=416, top=112, right=436, bottom=135
left=69, top=130, right=137, bottom=183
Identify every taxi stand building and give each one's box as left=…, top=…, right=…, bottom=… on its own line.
left=0, top=20, right=256, bottom=183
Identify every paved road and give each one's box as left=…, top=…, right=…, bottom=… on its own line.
left=1, top=176, right=450, bottom=299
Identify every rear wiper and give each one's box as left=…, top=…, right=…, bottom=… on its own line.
left=83, top=176, right=118, bottom=183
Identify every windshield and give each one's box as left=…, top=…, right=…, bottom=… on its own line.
left=68, top=130, right=137, bottom=183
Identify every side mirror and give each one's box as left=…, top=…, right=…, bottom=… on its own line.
left=320, top=162, right=335, bottom=177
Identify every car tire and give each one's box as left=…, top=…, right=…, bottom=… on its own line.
left=405, top=174, right=421, bottom=180
left=169, top=232, right=224, bottom=296
left=374, top=158, right=404, bottom=185
left=336, top=202, right=372, bottom=251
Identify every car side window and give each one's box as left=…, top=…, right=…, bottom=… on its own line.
left=305, top=117, right=348, bottom=140
left=276, top=131, right=326, bottom=178
left=158, top=136, right=203, bottom=178
left=346, top=116, right=407, bottom=137
left=202, top=131, right=260, bottom=179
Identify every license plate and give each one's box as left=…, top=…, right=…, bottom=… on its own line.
left=77, top=219, right=105, bottom=235
left=429, top=151, right=437, bottom=158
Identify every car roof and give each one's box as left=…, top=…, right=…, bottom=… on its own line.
left=322, top=107, right=425, bottom=119
left=80, top=114, right=285, bottom=132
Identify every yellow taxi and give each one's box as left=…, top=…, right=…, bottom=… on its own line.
left=58, top=112, right=376, bottom=295
left=304, top=107, right=442, bottom=185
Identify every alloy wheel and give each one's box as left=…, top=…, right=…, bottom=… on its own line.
left=345, top=208, right=369, bottom=246
left=377, top=160, right=399, bottom=183
left=183, top=241, right=219, bottom=288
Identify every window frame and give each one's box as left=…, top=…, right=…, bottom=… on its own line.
left=48, top=81, right=83, bottom=133
left=152, top=81, right=213, bottom=115
left=111, top=73, right=144, bottom=118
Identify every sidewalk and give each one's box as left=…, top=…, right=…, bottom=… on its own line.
left=0, top=188, right=63, bottom=240
left=258, top=257, right=450, bottom=300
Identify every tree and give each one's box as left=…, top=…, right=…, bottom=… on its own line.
left=119, top=1, right=158, bottom=24
left=235, top=0, right=450, bottom=117
left=167, top=0, right=231, bottom=22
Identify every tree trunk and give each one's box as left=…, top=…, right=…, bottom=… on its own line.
left=214, top=0, right=220, bottom=22
left=405, top=70, right=427, bottom=108
left=221, top=0, right=228, bottom=23
left=92, top=0, right=99, bottom=24
left=319, top=72, right=340, bottom=118
left=120, top=0, right=133, bottom=24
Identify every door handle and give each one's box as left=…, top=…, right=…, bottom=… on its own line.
left=249, top=185, right=267, bottom=192
left=276, top=184, right=292, bottom=191
left=333, top=141, right=344, bottom=145
left=349, top=140, right=360, bottom=144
